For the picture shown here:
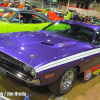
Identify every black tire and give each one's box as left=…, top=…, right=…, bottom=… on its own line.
left=48, top=67, right=77, bottom=96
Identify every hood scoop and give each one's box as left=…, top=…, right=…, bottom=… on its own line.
left=41, top=42, right=54, bottom=46
left=41, top=41, right=76, bottom=48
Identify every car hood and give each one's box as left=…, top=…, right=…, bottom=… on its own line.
left=0, top=31, right=91, bottom=67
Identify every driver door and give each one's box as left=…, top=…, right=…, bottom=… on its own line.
left=8, top=13, right=50, bottom=33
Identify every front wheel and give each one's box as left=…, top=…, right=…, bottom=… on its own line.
left=48, top=67, right=77, bottom=96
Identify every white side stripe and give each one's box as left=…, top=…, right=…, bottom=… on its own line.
left=0, top=96, right=11, bottom=100
left=36, top=48, right=100, bottom=73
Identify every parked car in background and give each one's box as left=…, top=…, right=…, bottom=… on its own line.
left=2, top=2, right=9, bottom=7
left=0, top=20, right=100, bottom=96
left=0, top=7, right=52, bottom=33
left=35, top=8, right=71, bottom=21
left=84, top=16, right=91, bottom=22
left=90, top=19, right=100, bottom=26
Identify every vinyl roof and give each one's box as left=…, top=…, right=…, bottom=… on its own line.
left=0, top=7, right=35, bottom=13
left=61, top=20, right=100, bottom=31
left=0, top=7, right=52, bottom=22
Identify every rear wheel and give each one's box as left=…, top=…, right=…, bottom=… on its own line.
left=49, top=67, right=77, bottom=96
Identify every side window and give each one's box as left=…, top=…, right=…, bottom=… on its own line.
left=77, top=27, right=94, bottom=44
left=0, top=10, right=17, bottom=22
left=45, top=22, right=70, bottom=31
left=12, top=13, right=46, bottom=23
left=12, top=13, right=21, bottom=23
left=32, top=14, right=46, bottom=23
left=94, top=30, right=100, bottom=45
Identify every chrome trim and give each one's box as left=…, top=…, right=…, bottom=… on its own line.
left=0, top=66, right=40, bottom=85
left=1, top=53, right=21, bottom=66
left=28, top=79, right=40, bottom=85
left=0, top=51, right=36, bottom=78
left=60, top=69, right=74, bottom=91
left=0, top=66, right=33, bottom=83
left=0, top=52, right=23, bottom=65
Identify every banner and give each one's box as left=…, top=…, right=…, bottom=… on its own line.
left=84, top=64, right=100, bottom=83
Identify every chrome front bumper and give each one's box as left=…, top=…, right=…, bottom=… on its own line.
left=0, top=63, right=40, bottom=85
left=28, top=79, right=40, bottom=85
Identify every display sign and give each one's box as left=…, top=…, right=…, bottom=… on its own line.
left=83, top=64, right=100, bottom=83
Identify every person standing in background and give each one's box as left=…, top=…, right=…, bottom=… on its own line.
left=70, top=10, right=76, bottom=20
left=0, top=1, right=2, bottom=7
left=11, top=2, right=18, bottom=8
left=27, top=3, right=32, bottom=10
left=73, top=12, right=80, bottom=21
left=78, top=13, right=80, bottom=17
left=79, top=14, right=85, bottom=22
left=31, top=4, right=37, bottom=9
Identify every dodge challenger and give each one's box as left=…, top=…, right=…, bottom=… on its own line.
left=0, top=20, right=100, bottom=96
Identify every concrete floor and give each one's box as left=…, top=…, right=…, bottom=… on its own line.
left=0, top=72, right=100, bottom=100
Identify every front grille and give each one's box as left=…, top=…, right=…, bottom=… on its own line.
left=0, top=52, right=34, bottom=82
left=1, top=52, right=22, bottom=66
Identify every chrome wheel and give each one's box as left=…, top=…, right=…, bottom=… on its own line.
left=60, top=69, right=74, bottom=91
left=49, top=67, right=77, bottom=96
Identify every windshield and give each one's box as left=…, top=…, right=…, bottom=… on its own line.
left=0, top=9, right=16, bottom=22
left=44, top=22, right=95, bottom=44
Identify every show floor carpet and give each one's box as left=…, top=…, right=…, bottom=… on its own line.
left=0, top=72, right=100, bottom=100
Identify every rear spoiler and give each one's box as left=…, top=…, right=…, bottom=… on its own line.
left=18, top=4, right=24, bottom=9
left=42, top=8, right=71, bottom=20
left=42, top=8, right=49, bottom=14
left=64, top=11, right=71, bottom=20
left=54, top=9, right=72, bottom=20
left=2, top=2, right=9, bottom=7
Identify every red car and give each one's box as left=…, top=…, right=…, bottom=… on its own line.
left=35, top=8, right=71, bottom=21
left=46, top=11, right=64, bottom=21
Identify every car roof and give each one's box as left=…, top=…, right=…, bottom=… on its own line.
left=60, top=20, right=100, bottom=31
left=0, top=7, right=52, bottom=22
left=0, top=7, right=32, bottom=12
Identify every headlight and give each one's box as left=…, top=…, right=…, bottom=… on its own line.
left=30, top=69, right=35, bottom=76
left=23, top=64, right=36, bottom=76
left=23, top=64, right=31, bottom=72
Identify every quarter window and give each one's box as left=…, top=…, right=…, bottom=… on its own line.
left=12, top=13, right=46, bottom=23
left=94, top=30, right=100, bottom=45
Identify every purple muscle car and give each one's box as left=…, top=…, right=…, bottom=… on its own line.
left=0, top=20, right=100, bottom=96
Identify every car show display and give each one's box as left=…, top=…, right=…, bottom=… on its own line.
left=0, top=20, right=100, bottom=96
left=0, top=0, right=100, bottom=99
